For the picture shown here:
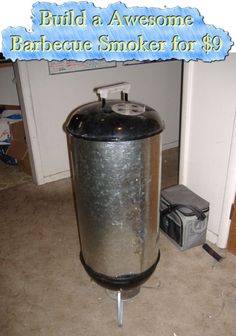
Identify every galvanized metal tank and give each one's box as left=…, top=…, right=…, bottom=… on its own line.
left=66, top=83, right=164, bottom=292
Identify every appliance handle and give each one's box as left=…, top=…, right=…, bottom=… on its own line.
left=95, top=82, right=131, bottom=101
left=161, top=204, right=206, bottom=221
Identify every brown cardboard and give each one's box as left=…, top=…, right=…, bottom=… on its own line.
left=6, top=141, right=27, bottom=160
left=9, top=121, right=25, bottom=141
left=6, top=120, right=32, bottom=176
left=0, top=104, right=21, bottom=112
left=18, top=152, right=32, bottom=176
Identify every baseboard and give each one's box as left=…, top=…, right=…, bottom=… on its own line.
left=40, top=170, right=71, bottom=185
left=206, top=230, right=218, bottom=244
left=162, top=141, right=179, bottom=151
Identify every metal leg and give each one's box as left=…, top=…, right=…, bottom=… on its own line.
left=106, top=287, right=140, bottom=327
left=117, top=290, right=123, bottom=327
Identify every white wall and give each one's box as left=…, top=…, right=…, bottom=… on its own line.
left=16, top=60, right=181, bottom=184
left=180, top=54, right=236, bottom=246
left=0, top=66, right=19, bottom=105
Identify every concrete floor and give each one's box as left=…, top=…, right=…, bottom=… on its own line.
left=1, top=178, right=236, bottom=336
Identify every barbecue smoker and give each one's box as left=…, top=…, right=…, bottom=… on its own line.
left=66, top=83, right=164, bottom=326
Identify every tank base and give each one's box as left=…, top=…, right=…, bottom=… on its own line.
left=80, top=251, right=160, bottom=291
left=106, top=286, right=140, bottom=301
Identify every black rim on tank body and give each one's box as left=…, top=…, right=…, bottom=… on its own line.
left=80, top=251, right=160, bottom=291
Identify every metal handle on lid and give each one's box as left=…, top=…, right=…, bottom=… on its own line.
left=96, top=83, right=131, bottom=99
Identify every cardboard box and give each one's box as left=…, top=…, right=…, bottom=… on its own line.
left=18, top=152, right=32, bottom=176
left=8, top=120, right=25, bottom=143
left=0, top=110, right=22, bottom=145
left=6, top=120, right=31, bottom=176
left=0, top=118, right=11, bottom=145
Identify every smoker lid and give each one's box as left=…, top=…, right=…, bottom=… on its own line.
left=66, top=100, right=164, bottom=141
